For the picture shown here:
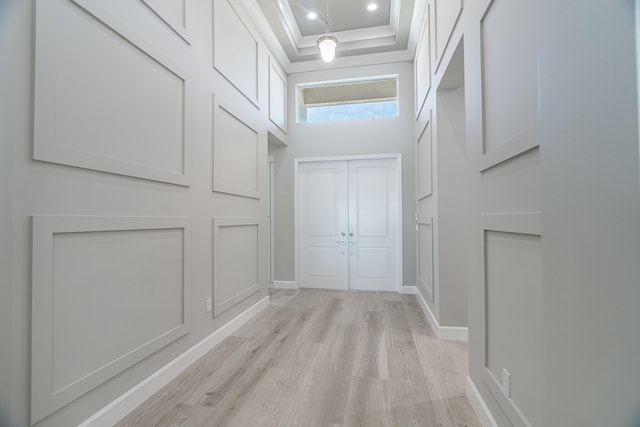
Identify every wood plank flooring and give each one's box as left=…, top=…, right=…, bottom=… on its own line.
left=116, top=289, right=481, bottom=427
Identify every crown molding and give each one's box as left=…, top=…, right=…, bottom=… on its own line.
left=287, top=49, right=414, bottom=74
left=236, top=0, right=429, bottom=74
left=235, top=0, right=292, bottom=70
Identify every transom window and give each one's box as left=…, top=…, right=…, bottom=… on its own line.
left=296, top=75, right=399, bottom=123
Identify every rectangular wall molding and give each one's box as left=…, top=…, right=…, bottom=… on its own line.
left=479, top=0, right=539, bottom=172
left=34, top=0, right=191, bottom=186
left=415, top=4, right=431, bottom=118
left=481, top=369, right=533, bottom=427
left=31, top=216, right=191, bottom=423
left=141, top=0, right=192, bottom=44
left=480, top=211, right=541, bottom=427
left=417, top=115, right=433, bottom=200
left=78, top=295, right=270, bottom=427
left=433, top=0, right=463, bottom=73
left=466, top=376, right=500, bottom=427
left=213, top=0, right=260, bottom=107
left=269, top=56, right=287, bottom=133
left=212, top=99, right=261, bottom=199
left=212, top=217, right=262, bottom=316
left=417, top=216, right=434, bottom=303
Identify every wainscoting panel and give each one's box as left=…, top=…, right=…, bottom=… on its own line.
left=31, top=216, right=191, bottom=423
left=434, top=0, right=463, bottom=72
left=418, top=217, right=434, bottom=303
left=34, top=0, right=190, bottom=186
left=212, top=217, right=261, bottom=316
left=417, top=115, right=433, bottom=200
left=141, top=0, right=191, bottom=43
left=212, top=102, right=260, bottom=199
left=415, top=5, right=431, bottom=118
left=479, top=0, right=538, bottom=171
left=213, top=0, right=259, bottom=106
left=481, top=213, right=541, bottom=427
left=269, top=57, right=287, bottom=132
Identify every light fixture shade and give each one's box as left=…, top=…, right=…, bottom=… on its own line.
left=317, top=36, right=338, bottom=63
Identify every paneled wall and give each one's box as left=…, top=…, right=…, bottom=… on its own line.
left=415, top=0, right=541, bottom=424
left=539, top=1, right=640, bottom=426
left=416, top=1, right=640, bottom=426
left=1, top=0, right=287, bottom=425
left=414, top=0, right=468, bottom=330
left=466, top=0, right=541, bottom=423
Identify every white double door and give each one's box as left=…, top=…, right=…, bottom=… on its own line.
left=298, top=157, right=400, bottom=291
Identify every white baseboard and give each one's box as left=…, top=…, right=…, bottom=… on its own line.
left=79, top=295, right=270, bottom=427
left=399, top=285, right=418, bottom=295
left=405, top=285, right=468, bottom=342
left=268, top=280, right=298, bottom=289
left=466, top=376, right=499, bottom=427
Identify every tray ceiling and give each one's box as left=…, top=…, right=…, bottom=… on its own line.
left=257, top=0, right=419, bottom=63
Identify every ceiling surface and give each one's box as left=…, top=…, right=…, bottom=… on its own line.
left=256, top=0, right=419, bottom=64
left=289, top=0, right=391, bottom=36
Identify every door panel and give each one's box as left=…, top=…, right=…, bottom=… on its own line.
left=299, top=158, right=399, bottom=291
left=354, top=165, right=389, bottom=236
left=299, top=161, right=348, bottom=289
left=348, top=159, right=399, bottom=291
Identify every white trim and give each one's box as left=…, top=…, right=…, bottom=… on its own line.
left=466, top=376, right=500, bottom=427
left=267, top=160, right=275, bottom=284
left=79, top=295, right=270, bottom=427
left=411, top=285, right=468, bottom=342
left=398, top=285, right=419, bottom=295
left=294, top=154, right=403, bottom=293
left=275, top=0, right=400, bottom=52
left=637, top=0, right=640, bottom=190
left=235, top=0, right=291, bottom=70
left=269, top=280, right=299, bottom=290
left=287, top=49, right=413, bottom=74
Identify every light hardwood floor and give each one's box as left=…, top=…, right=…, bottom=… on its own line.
left=116, top=289, right=481, bottom=427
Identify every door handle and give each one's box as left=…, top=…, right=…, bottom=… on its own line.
left=337, top=240, right=346, bottom=244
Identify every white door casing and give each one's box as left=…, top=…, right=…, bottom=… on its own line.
left=297, top=155, right=401, bottom=291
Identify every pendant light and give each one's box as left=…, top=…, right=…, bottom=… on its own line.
left=317, top=1, right=338, bottom=62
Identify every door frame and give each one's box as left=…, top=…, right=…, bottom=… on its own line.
left=294, top=153, right=403, bottom=292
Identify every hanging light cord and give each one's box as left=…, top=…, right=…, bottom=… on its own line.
left=324, top=1, right=331, bottom=35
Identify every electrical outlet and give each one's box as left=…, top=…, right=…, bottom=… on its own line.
left=502, top=368, right=511, bottom=397
left=206, top=298, right=212, bottom=313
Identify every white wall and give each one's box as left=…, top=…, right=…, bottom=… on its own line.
left=432, top=0, right=639, bottom=426
left=540, top=1, right=640, bottom=425
left=0, top=3, right=30, bottom=425
left=435, top=83, right=468, bottom=327
left=463, top=0, right=543, bottom=423
left=0, top=0, right=287, bottom=425
left=414, top=0, right=468, bottom=330
left=273, top=62, right=416, bottom=287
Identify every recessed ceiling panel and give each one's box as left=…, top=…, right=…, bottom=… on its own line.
left=289, top=0, right=391, bottom=36
left=257, top=0, right=420, bottom=63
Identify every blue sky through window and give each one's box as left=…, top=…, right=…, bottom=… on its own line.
left=306, top=100, right=398, bottom=123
